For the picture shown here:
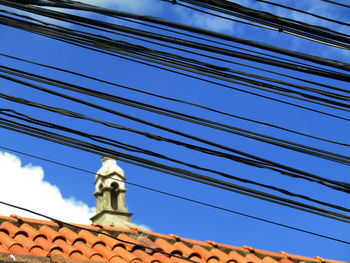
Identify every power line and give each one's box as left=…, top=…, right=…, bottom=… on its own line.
left=254, top=0, right=350, bottom=27
left=3, top=0, right=350, bottom=74
left=163, top=0, right=349, bottom=50
left=171, top=0, right=350, bottom=49
left=1, top=145, right=349, bottom=245
left=322, top=0, right=350, bottom=8
left=1, top=91, right=347, bottom=194
left=3, top=107, right=349, bottom=213
left=1, top=118, right=349, bottom=223
left=2, top=14, right=350, bottom=122
left=2, top=72, right=349, bottom=194
left=2, top=65, right=349, bottom=166
left=1, top=52, right=348, bottom=147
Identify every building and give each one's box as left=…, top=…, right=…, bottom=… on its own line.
left=0, top=158, right=345, bottom=263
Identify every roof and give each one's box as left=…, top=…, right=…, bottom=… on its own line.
left=0, top=215, right=345, bottom=263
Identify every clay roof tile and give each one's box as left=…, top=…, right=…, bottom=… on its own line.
left=79, top=230, right=105, bottom=248
left=59, top=227, right=85, bottom=245
left=20, top=224, right=46, bottom=240
left=0, top=222, right=27, bottom=237
left=133, top=248, right=161, bottom=263
left=228, top=251, right=248, bottom=263
left=210, top=248, right=236, bottom=263
left=39, top=226, right=65, bottom=242
left=155, top=238, right=179, bottom=255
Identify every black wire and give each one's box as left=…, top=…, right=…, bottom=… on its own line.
left=2, top=65, right=349, bottom=166
left=1, top=91, right=348, bottom=194
left=1, top=7, right=339, bottom=79
left=3, top=107, right=349, bottom=213
left=254, top=0, right=350, bottom=27
left=2, top=15, right=350, bottom=122
left=15, top=8, right=346, bottom=103
left=174, top=0, right=350, bottom=49
left=322, top=0, right=350, bottom=8
left=7, top=6, right=344, bottom=96
left=1, top=118, right=349, bottom=223
left=0, top=146, right=349, bottom=245
left=3, top=72, right=350, bottom=194
left=3, top=0, right=350, bottom=75
left=164, top=0, right=350, bottom=50
left=43, top=0, right=350, bottom=69
left=1, top=52, right=348, bottom=147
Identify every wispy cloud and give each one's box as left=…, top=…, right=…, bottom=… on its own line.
left=80, top=0, right=162, bottom=14
left=173, top=5, right=235, bottom=33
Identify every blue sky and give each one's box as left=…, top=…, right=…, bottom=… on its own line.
left=0, top=0, right=349, bottom=261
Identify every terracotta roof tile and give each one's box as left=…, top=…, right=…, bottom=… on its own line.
left=133, top=248, right=160, bottom=263
left=0, top=215, right=345, bottom=263
left=1, top=222, right=28, bottom=237
left=40, top=226, right=65, bottom=242
left=155, top=238, right=180, bottom=255
left=152, top=251, right=175, bottom=263
left=210, top=248, right=236, bottom=263
left=59, top=228, right=86, bottom=245
left=228, top=251, right=248, bottom=263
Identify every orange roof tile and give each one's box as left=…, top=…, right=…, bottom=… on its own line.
left=0, top=215, right=346, bottom=263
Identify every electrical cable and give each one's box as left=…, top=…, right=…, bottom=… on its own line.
left=1, top=52, right=349, bottom=147
left=2, top=15, right=350, bottom=122
left=254, top=0, right=350, bottom=27
left=3, top=0, right=350, bottom=74
left=1, top=7, right=336, bottom=77
left=0, top=146, right=349, bottom=244
left=2, top=5, right=349, bottom=104
left=171, top=0, right=350, bottom=49
left=1, top=117, right=349, bottom=223
left=2, top=65, right=349, bottom=167
left=40, top=0, right=350, bottom=68
left=322, top=0, right=350, bottom=8
left=2, top=13, right=350, bottom=113
left=3, top=107, right=349, bottom=213
left=1, top=91, right=348, bottom=194
left=163, top=0, right=350, bottom=50
left=2, top=72, right=350, bottom=194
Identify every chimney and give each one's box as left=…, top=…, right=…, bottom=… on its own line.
left=90, top=156, right=133, bottom=228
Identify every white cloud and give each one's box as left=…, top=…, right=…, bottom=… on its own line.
left=80, top=0, right=162, bottom=14
left=0, top=151, right=152, bottom=231
left=174, top=5, right=234, bottom=33
left=0, top=151, right=95, bottom=224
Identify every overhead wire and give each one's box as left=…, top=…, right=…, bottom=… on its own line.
left=0, top=0, right=350, bottom=245
left=2, top=9, right=349, bottom=104
left=2, top=65, right=350, bottom=167
left=2, top=14, right=350, bottom=122
left=1, top=72, right=350, bottom=194
left=1, top=117, right=350, bottom=223
left=163, top=0, right=349, bottom=50
left=0, top=145, right=350, bottom=245
left=3, top=0, right=350, bottom=73
left=170, top=0, right=350, bottom=50
left=1, top=91, right=348, bottom=195
left=322, top=0, right=350, bottom=9
left=1, top=52, right=349, bottom=147
left=254, top=0, right=350, bottom=27
left=3, top=107, right=349, bottom=213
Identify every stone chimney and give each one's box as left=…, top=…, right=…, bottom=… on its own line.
left=90, top=156, right=133, bottom=228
